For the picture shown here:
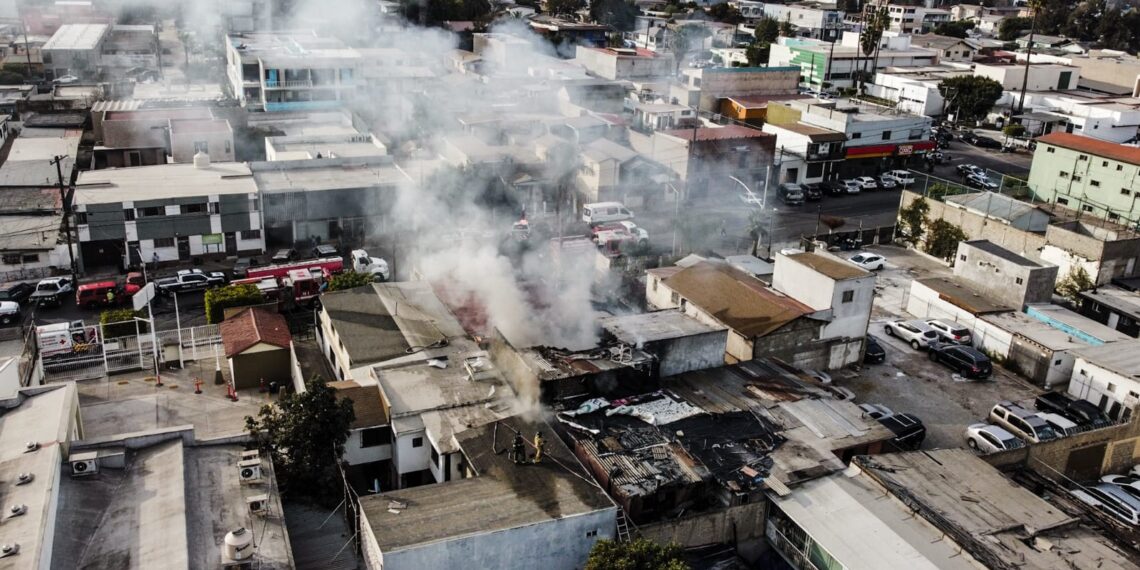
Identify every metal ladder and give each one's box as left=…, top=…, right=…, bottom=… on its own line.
left=615, top=508, right=633, bottom=542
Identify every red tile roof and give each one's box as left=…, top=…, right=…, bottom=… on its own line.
left=221, top=307, right=292, bottom=357
left=1036, top=132, right=1140, bottom=167
left=662, top=124, right=772, bottom=142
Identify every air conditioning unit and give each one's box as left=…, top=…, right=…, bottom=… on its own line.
left=238, top=459, right=262, bottom=482
left=247, top=494, right=269, bottom=515
left=69, top=451, right=99, bottom=477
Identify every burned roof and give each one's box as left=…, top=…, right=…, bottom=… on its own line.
left=599, top=310, right=724, bottom=345
left=915, top=277, right=1013, bottom=315
left=784, top=252, right=871, bottom=280
left=360, top=416, right=614, bottom=552
left=661, top=262, right=811, bottom=337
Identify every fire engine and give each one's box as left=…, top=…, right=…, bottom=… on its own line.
left=246, top=256, right=344, bottom=281
left=231, top=267, right=329, bottom=309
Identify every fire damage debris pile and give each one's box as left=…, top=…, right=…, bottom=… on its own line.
left=558, top=391, right=785, bottom=523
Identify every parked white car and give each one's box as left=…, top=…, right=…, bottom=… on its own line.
left=883, top=319, right=939, bottom=350
left=852, top=176, right=878, bottom=190
left=925, top=319, right=972, bottom=345
left=1071, top=484, right=1140, bottom=526
left=883, top=170, right=916, bottom=186
left=964, top=423, right=1025, bottom=454
left=1132, top=464, right=1140, bottom=478
left=1102, top=474, right=1140, bottom=501
left=841, top=180, right=862, bottom=194
left=849, top=252, right=885, bottom=270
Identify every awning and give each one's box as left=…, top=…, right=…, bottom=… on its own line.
left=845, top=140, right=935, bottom=159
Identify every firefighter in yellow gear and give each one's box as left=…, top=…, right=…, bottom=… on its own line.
left=532, top=431, right=545, bottom=464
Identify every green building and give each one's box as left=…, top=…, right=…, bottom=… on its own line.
left=1028, top=132, right=1140, bottom=223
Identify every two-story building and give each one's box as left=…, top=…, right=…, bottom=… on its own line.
left=769, top=32, right=939, bottom=91
left=574, top=46, right=674, bottom=81
left=73, top=157, right=264, bottom=271
left=225, top=31, right=361, bottom=112
left=953, top=240, right=1058, bottom=310
left=885, top=4, right=951, bottom=33
left=1068, top=342, right=1140, bottom=421
left=761, top=121, right=847, bottom=185
left=644, top=125, right=776, bottom=201
left=41, top=23, right=107, bottom=80
left=1028, top=132, right=1140, bottom=220
left=767, top=98, right=933, bottom=176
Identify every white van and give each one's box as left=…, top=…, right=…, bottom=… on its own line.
left=1038, top=412, right=1080, bottom=437
left=582, top=202, right=633, bottom=226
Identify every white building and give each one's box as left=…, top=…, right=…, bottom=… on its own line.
left=745, top=3, right=845, bottom=40
left=975, top=62, right=1080, bottom=92
left=885, top=4, right=952, bottom=33
left=225, top=31, right=362, bottom=112
left=574, top=46, right=674, bottom=80
left=867, top=65, right=973, bottom=116
left=73, top=159, right=264, bottom=270
left=1000, top=90, right=1140, bottom=143
left=42, top=23, right=108, bottom=80
left=1069, top=342, right=1140, bottom=421
left=768, top=32, right=939, bottom=90
left=770, top=98, right=934, bottom=168
left=772, top=251, right=875, bottom=346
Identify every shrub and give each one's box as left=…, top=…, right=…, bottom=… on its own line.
left=327, top=271, right=374, bottom=292
left=100, top=308, right=144, bottom=338
left=924, top=219, right=967, bottom=260
left=898, top=197, right=929, bottom=241
left=204, top=283, right=263, bottom=324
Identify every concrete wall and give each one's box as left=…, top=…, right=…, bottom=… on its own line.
left=773, top=253, right=875, bottom=341
left=991, top=415, right=1140, bottom=483
left=649, top=329, right=728, bottom=378
left=953, top=241, right=1058, bottom=309
left=344, top=428, right=393, bottom=466
left=171, top=128, right=234, bottom=163
left=1042, top=222, right=1140, bottom=286
left=393, top=428, right=430, bottom=483
left=574, top=46, right=673, bottom=80
left=899, top=191, right=1048, bottom=260
left=1068, top=357, right=1140, bottom=420
left=639, top=500, right=769, bottom=561
left=375, top=508, right=617, bottom=570
left=906, top=280, right=1016, bottom=355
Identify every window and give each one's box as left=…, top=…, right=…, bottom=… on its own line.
left=1078, top=154, right=1088, bottom=161
left=139, top=206, right=164, bottom=217
left=74, top=212, right=87, bottom=224
left=1046, top=147, right=1055, bottom=153
left=959, top=254, right=967, bottom=262
left=1015, top=277, right=1023, bottom=284
left=249, top=198, right=260, bottom=211
left=1123, top=189, right=1132, bottom=196
left=586, top=530, right=599, bottom=538
left=1059, top=171, right=1069, bottom=178
left=1082, top=204, right=1094, bottom=213
left=1117, top=164, right=1123, bottom=171
left=1072, top=175, right=1082, bottom=182
left=1109, top=213, right=1119, bottom=221
left=360, top=426, right=390, bottom=447
left=412, top=436, right=424, bottom=448
left=1102, top=161, right=1109, bottom=167
left=208, top=202, right=220, bottom=214
left=224, top=141, right=232, bottom=154
left=671, top=291, right=680, bottom=304
left=153, top=237, right=175, bottom=248
left=2, top=254, right=19, bottom=264
left=430, top=445, right=439, bottom=465
left=239, top=229, right=261, bottom=240
left=1057, top=197, right=1069, bottom=205
left=1055, top=359, right=1063, bottom=365
left=123, top=208, right=136, bottom=221
left=1108, top=382, right=1117, bottom=392
left=21, top=254, right=38, bottom=263
left=180, top=203, right=205, bottom=214
left=193, top=141, right=209, bottom=154
left=881, top=131, right=891, bottom=141
left=651, top=277, right=657, bottom=292
left=841, top=290, right=854, bottom=303
left=1090, top=180, right=1100, bottom=187
left=851, top=132, right=861, bottom=139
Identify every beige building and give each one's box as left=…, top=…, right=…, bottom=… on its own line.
left=574, top=46, right=674, bottom=81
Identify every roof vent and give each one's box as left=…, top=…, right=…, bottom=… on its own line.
left=0, top=544, right=18, bottom=558
left=15, top=473, right=32, bottom=485
left=6, top=505, right=25, bottom=518
left=23, top=442, right=38, bottom=453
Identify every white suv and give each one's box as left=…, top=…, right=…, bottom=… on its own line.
left=852, top=176, right=878, bottom=190
left=884, top=319, right=938, bottom=350
left=883, top=170, right=916, bottom=186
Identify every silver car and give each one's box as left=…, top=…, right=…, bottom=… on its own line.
left=884, top=319, right=939, bottom=350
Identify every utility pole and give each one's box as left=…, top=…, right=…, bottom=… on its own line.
left=52, top=155, right=77, bottom=284
left=824, top=23, right=837, bottom=91
left=21, top=23, right=32, bottom=79
left=1015, top=3, right=1039, bottom=115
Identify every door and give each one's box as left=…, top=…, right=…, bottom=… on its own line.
left=128, top=151, right=142, bottom=167
left=225, top=232, right=237, bottom=256
left=1058, top=71, right=1072, bottom=89
left=785, top=167, right=799, bottom=183
left=177, top=236, right=191, bottom=261
left=1064, top=443, right=1106, bottom=482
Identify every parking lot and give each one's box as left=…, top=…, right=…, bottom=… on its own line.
left=835, top=244, right=1044, bottom=450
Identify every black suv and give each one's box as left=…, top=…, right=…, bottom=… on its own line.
left=929, top=343, right=992, bottom=379
left=312, top=244, right=338, bottom=259
left=877, top=413, right=926, bottom=451
left=803, top=183, right=823, bottom=201
left=863, top=336, right=886, bottom=364
left=0, top=282, right=33, bottom=304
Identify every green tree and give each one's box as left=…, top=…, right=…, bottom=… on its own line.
left=1064, top=0, right=1105, bottom=42
left=1056, top=265, right=1094, bottom=305
left=204, top=283, right=264, bottom=324
left=933, top=21, right=975, bottom=38
left=245, top=377, right=355, bottom=499
left=1002, top=124, right=1026, bottom=138
left=590, top=0, right=639, bottom=31
left=998, top=17, right=1032, bottom=41
left=779, top=15, right=795, bottom=37
left=705, top=2, right=742, bottom=24
left=858, top=6, right=889, bottom=91
left=746, top=17, right=780, bottom=66
left=924, top=219, right=968, bottom=260
left=546, top=0, right=585, bottom=17
left=898, top=196, right=930, bottom=242
left=667, top=23, right=711, bottom=72
left=100, top=308, right=145, bottom=338
left=938, top=75, right=1003, bottom=122
left=328, top=271, right=374, bottom=291
left=585, top=538, right=689, bottom=570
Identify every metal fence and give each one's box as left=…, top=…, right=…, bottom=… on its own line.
left=42, top=322, right=222, bottom=384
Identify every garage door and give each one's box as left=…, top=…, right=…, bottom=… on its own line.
left=1064, top=443, right=1106, bottom=482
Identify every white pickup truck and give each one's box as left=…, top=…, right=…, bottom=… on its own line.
left=351, top=249, right=391, bottom=282
left=591, top=221, right=649, bottom=250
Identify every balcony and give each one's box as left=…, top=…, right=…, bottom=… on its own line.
left=263, top=100, right=342, bottom=112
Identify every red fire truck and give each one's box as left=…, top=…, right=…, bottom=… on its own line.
left=232, top=267, right=329, bottom=310
left=246, top=256, right=344, bottom=281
